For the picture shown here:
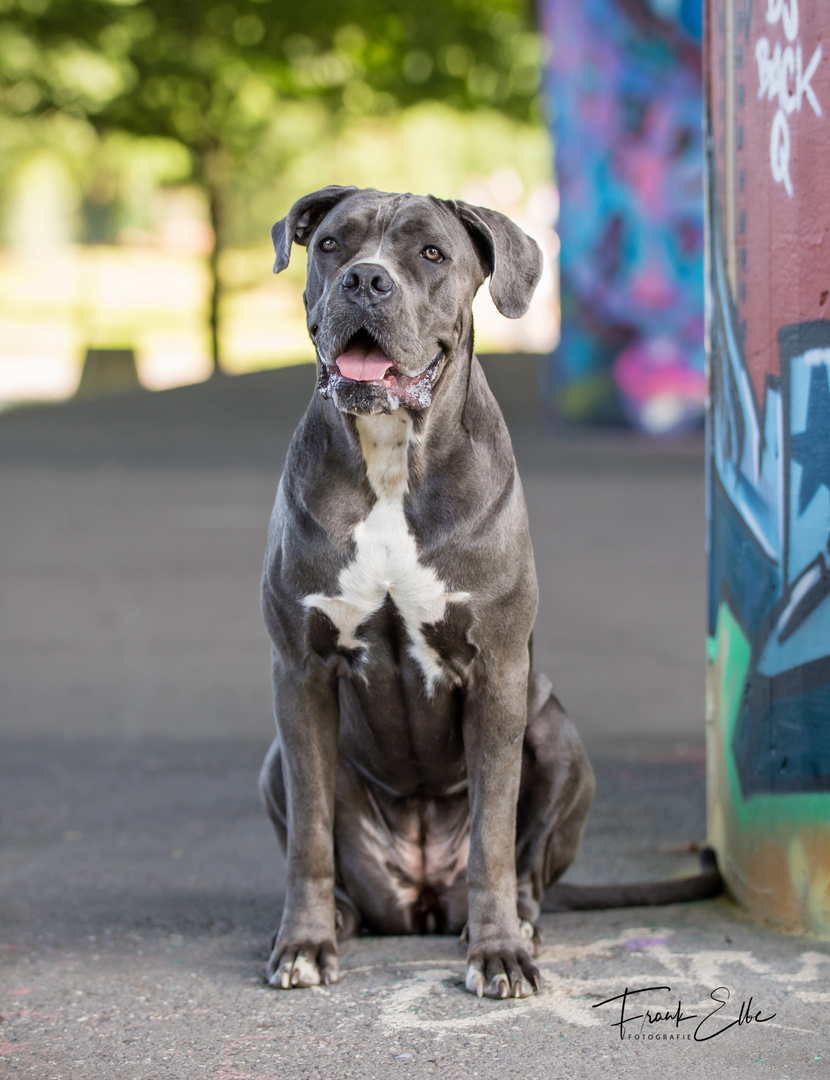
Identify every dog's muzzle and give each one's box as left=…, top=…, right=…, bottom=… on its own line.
left=318, top=327, right=442, bottom=416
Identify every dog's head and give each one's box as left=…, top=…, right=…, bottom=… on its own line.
left=271, top=186, right=542, bottom=416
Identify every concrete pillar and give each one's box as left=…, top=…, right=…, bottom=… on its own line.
left=539, top=0, right=706, bottom=433
left=705, top=0, right=830, bottom=934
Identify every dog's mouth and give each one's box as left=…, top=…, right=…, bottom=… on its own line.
left=334, top=328, right=395, bottom=384
left=319, top=327, right=443, bottom=414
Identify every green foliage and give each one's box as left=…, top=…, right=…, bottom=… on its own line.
left=0, top=0, right=544, bottom=154
left=0, top=0, right=547, bottom=369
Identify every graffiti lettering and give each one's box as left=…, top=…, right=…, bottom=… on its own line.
left=755, top=22, right=822, bottom=199
left=770, top=108, right=793, bottom=196
left=756, top=38, right=823, bottom=117
left=765, top=0, right=798, bottom=43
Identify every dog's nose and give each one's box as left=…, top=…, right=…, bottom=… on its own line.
left=341, top=262, right=396, bottom=304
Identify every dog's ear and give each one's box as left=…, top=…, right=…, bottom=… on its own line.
left=450, top=201, right=542, bottom=319
left=271, top=186, right=359, bottom=273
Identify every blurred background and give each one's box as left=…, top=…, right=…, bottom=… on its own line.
left=0, top=0, right=558, bottom=405
left=0, top=0, right=704, bottom=433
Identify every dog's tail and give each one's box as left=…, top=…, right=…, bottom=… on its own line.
left=541, top=846, right=723, bottom=912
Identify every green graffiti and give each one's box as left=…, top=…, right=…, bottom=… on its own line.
left=710, top=602, right=830, bottom=829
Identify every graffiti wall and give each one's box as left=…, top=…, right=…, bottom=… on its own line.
left=539, top=0, right=707, bottom=433
left=706, top=0, right=830, bottom=933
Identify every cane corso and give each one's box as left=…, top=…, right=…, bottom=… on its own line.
left=259, top=186, right=595, bottom=999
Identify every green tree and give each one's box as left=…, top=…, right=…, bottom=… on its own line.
left=0, top=0, right=544, bottom=373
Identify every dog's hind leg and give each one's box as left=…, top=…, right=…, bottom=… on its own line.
left=515, top=681, right=724, bottom=918
left=259, top=735, right=288, bottom=849
left=514, top=674, right=595, bottom=938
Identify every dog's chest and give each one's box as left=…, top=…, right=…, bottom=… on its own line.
left=302, top=412, right=469, bottom=689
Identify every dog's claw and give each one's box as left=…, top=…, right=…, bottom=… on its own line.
left=490, top=974, right=509, bottom=999
left=466, top=957, right=486, bottom=998
left=267, top=941, right=336, bottom=990
left=466, top=945, right=540, bottom=1000
left=519, top=918, right=540, bottom=956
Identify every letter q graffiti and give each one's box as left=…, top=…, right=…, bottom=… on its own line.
left=770, top=108, right=793, bottom=197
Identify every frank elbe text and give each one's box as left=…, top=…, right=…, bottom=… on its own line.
left=592, top=984, right=776, bottom=1041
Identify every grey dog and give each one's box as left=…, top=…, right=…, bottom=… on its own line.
left=258, top=186, right=595, bottom=1000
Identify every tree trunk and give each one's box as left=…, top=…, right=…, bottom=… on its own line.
left=206, top=182, right=223, bottom=377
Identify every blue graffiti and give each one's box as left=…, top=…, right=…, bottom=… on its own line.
left=709, top=190, right=830, bottom=794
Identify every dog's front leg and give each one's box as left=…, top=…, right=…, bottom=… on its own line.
left=463, top=659, right=541, bottom=999
left=267, top=660, right=340, bottom=989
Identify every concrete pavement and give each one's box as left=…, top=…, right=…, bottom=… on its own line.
left=1, top=359, right=827, bottom=1079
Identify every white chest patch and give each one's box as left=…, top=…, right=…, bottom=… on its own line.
left=302, top=412, right=469, bottom=690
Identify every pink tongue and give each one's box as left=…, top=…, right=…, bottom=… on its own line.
left=336, top=341, right=392, bottom=382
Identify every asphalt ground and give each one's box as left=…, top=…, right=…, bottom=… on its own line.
left=1, top=358, right=828, bottom=1080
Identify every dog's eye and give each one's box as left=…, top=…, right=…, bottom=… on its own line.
left=320, top=237, right=339, bottom=252
left=421, top=246, right=444, bottom=263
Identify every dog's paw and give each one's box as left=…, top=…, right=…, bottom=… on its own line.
left=266, top=939, right=339, bottom=990
left=465, top=945, right=540, bottom=999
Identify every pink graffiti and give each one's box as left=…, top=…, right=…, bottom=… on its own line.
left=614, top=338, right=707, bottom=403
